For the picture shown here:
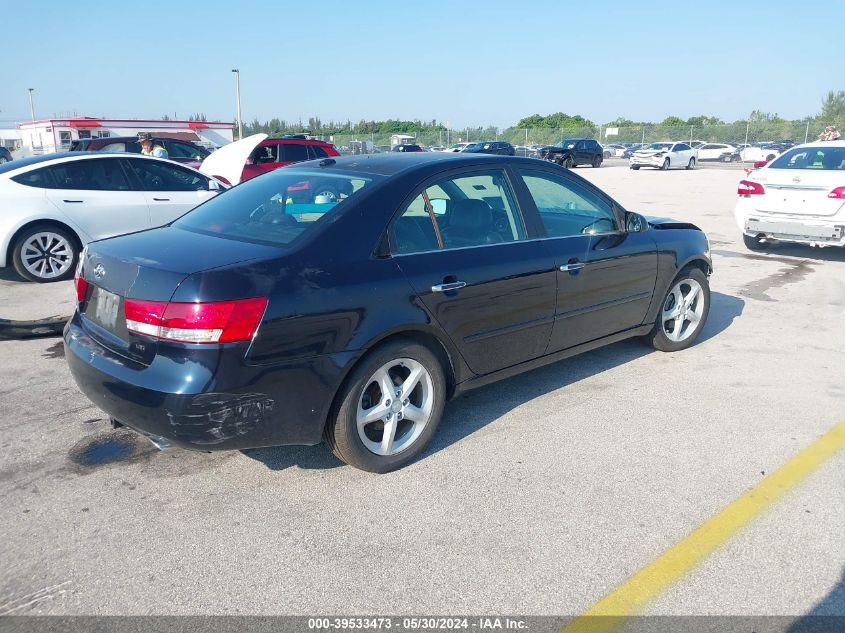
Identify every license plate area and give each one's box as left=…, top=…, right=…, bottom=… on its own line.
left=745, top=219, right=843, bottom=240
left=86, top=286, right=124, bottom=333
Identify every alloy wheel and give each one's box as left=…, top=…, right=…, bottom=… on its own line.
left=356, top=358, right=434, bottom=456
left=661, top=278, right=705, bottom=343
left=20, top=232, right=74, bottom=280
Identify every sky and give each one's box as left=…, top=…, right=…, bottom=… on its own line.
left=1, top=0, right=843, bottom=129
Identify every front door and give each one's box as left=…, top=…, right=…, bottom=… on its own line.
left=124, top=158, right=217, bottom=227
left=515, top=167, right=657, bottom=351
left=390, top=168, right=556, bottom=375
left=42, top=157, right=150, bottom=240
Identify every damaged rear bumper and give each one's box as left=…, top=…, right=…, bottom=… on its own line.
left=64, top=314, right=355, bottom=451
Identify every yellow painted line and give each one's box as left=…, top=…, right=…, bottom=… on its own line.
left=561, top=419, right=845, bottom=633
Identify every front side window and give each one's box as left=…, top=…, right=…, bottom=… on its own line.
left=128, top=159, right=207, bottom=191
left=176, top=169, right=377, bottom=246
left=46, top=158, right=131, bottom=191
left=519, top=169, right=618, bottom=237
left=100, top=142, right=129, bottom=152
left=769, top=146, right=845, bottom=170
left=674, top=144, right=691, bottom=152
left=391, top=170, right=525, bottom=254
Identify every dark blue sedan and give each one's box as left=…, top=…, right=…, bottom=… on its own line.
left=66, top=153, right=712, bottom=472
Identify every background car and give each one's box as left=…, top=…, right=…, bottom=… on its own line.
left=70, top=136, right=210, bottom=168
left=735, top=141, right=845, bottom=250
left=741, top=143, right=784, bottom=163
left=697, top=143, right=739, bottom=161
left=241, top=134, right=339, bottom=181
left=0, top=148, right=13, bottom=164
left=392, top=144, right=425, bottom=153
left=630, top=142, right=698, bottom=170
left=0, top=153, right=224, bottom=282
left=461, top=141, right=515, bottom=155
left=66, top=152, right=712, bottom=473
left=603, top=144, right=627, bottom=158
left=541, top=138, right=603, bottom=168
left=623, top=143, right=648, bottom=159
left=445, top=143, right=472, bottom=153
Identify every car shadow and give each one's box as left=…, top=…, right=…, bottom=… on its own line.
left=786, top=565, right=845, bottom=630
left=724, top=243, right=845, bottom=263
left=243, top=291, right=744, bottom=472
left=0, top=267, right=26, bottom=282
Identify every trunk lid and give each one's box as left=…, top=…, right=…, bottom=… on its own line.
left=199, top=133, right=267, bottom=186
left=79, top=226, right=281, bottom=364
left=751, top=169, right=845, bottom=216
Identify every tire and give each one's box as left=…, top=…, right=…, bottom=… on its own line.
left=0, top=157, right=8, bottom=164
left=12, top=224, right=79, bottom=283
left=630, top=165, right=640, bottom=170
left=563, top=156, right=574, bottom=169
left=765, top=154, right=776, bottom=162
left=325, top=339, right=446, bottom=473
left=660, top=158, right=670, bottom=170
left=686, top=157, right=696, bottom=170
left=742, top=233, right=770, bottom=251
left=603, top=151, right=611, bottom=159
left=312, top=183, right=339, bottom=202
left=644, top=267, right=710, bottom=352
left=592, top=155, right=602, bottom=168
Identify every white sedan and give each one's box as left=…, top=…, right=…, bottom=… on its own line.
left=697, top=143, right=738, bottom=161
left=0, top=153, right=225, bottom=282
left=734, top=141, right=845, bottom=250
left=629, top=142, right=698, bottom=170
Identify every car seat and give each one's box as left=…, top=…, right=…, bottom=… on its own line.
left=440, top=199, right=503, bottom=248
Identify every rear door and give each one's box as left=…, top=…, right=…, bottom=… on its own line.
left=43, top=157, right=151, bottom=239
left=514, top=167, right=657, bottom=351
left=124, top=157, right=217, bottom=226
left=390, top=167, right=556, bottom=375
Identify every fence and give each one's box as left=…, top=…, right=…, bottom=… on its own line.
left=307, top=121, right=844, bottom=153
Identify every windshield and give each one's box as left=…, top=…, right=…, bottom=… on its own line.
left=646, top=143, right=673, bottom=151
left=175, top=169, right=380, bottom=246
left=769, top=146, right=845, bottom=170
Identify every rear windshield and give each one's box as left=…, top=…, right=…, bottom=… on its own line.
left=769, top=146, right=845, bottom=170
left=175, top=169, right=380, bottom=246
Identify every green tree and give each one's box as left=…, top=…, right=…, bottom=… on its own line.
left=819, top=90, right=845, bottom=121
left=661, top=116, right=686, bottom=127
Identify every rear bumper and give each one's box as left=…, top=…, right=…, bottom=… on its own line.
left=64, top=313, right=356, bottom=450
left=736, top=210, right=845, bottom=247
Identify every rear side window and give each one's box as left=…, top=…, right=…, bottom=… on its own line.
left=251, top=144, right=279, bottom=164
left=45, top=158, right=131, bottom=191
left=99, top=142, right=129, bottom=152
left=11, top=167, right=55, bottom=189
left=280, top=144, right=309, bottom=162
left=674, top=144, right=691, bottom=151
left=309, top=145, right=329, bottom=159
left=165, top=141, right=208, bottom=159
left=770, top=146, right=845, bottom=170
left=175, top=169, right=378, bottom=246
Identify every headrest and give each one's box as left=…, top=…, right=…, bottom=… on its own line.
left=448, top=199, right=492, bottom=233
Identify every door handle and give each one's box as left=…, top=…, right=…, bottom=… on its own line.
left=431, top=281, right=467, bottom=293
left=63, top=199, right=83, bottom=203
left=152, top=197, right=170, bottom=202
left=559, top=262, right=586, bottom=272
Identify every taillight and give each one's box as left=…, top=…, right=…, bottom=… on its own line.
left=753, top=160, right=768, bottom=168
left=738, top=180, right=765, bottom=196
left=827, top=187, right=845, bottom=199
left=124, top=297, right=267, bottom=344
left=74, top=271, right=89, bottom=304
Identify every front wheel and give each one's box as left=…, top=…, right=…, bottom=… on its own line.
left=561, top=156, right=574, bottom=169
left=660, top=158, right=670, bottom=170
left=12, top=224, right=79, bottom=282
left=630, top=165, right=641, bottom=170
left=326, top=340, right=446, bottom=473
left=644, top=268, right=710, bottom=352
left=686, top=157, right=696, bottom=170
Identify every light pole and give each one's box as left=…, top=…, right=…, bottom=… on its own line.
left=27, top=88, right=35, bottom=121
left=231, top=69, right=243, bottom=140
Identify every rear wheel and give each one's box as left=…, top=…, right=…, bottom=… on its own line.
left=645, top=268, right=710, bottom=352
left=326, top=340, right=446, bottom=473
left=686, top=157, right=696, bottom=170
left=742, top=233, right=770, bottom=251
left=12, top=224, right=79, bottom=283
left=661, top=158, right=670, bottom=170
left=592, top=155, right=602, bottom=168
left=630, top=165, right=640, bottom=170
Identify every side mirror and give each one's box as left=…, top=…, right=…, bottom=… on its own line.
left=207, top=179, right=221, bottom=191
left=430, top=199, right=447, bottom=215
left=626, top=211, right=647, bottom=232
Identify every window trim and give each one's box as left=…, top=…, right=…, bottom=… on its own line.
left=386, top=165, right=531, bottom=257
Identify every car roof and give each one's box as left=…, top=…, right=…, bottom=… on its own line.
left=0, top=151, right=194, bottom=176
left=286, top=152, right=531, bottom=177
left=261, top=137, right=333, bottom=145
left=786, top=140, right=845, bottom=150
